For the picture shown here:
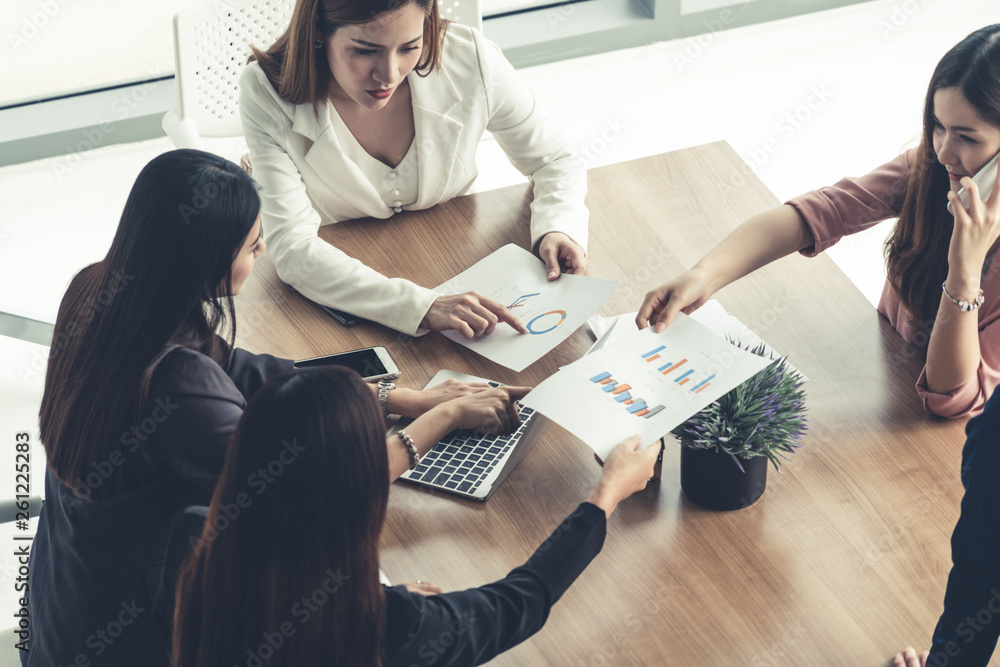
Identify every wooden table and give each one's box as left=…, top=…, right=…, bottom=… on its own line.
left=236, top=141, right=972, bottom=666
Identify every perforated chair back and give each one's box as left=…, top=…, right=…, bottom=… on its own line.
left=163, top=1, right=295, bottom=149
left=441, top=0, right=483, bottom=31
left=163, top=0, right=484, bottom=150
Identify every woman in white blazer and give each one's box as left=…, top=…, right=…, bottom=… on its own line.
left=240, top=0, right=589, bottom=337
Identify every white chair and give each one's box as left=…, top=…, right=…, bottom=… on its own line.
left=163, top=0, right=483, bottom=150
left=441, top=0, right=482, bottom=32
left=162, top=1, right=296, bottom=149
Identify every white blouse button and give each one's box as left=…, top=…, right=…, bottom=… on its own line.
left=391, top=189, right=400, bottom=197
left=388, top=172, right=397, bottom=180
left=393, top=200, right=402, bottom=207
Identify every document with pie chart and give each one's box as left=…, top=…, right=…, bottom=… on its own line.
left=435, top=244, right=618, bottom=371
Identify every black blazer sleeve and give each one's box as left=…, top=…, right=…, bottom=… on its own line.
left=383, top=502, right=606, bottom=667
left=145, top=347, right=294, bottom=492
left=152, top=506, right=209, bottom=638
left=929, top=391, right=1000, bottom=665
left=225, top=347, right=296, bottom=398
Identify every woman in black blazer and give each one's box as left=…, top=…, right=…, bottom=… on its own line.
left=167, top=365, right=659, bottom=666
left=25, top=149, right=524, bottom=667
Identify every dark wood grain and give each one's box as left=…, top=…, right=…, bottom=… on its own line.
left=234, top=142, right=971, bottom=666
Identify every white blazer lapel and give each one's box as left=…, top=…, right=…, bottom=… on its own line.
left=292, top=102, right=387, bottom=217
left=410, top=66, right=464, bottom=209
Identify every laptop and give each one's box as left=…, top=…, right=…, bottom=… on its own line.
left=391, top=370, right=550, bottom=501
left=391, top=321, right=620, bottom=501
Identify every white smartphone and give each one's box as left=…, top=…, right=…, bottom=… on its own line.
left=294, top=346, right=400, bottom=382
left=948, top=152, right=999, bottom=214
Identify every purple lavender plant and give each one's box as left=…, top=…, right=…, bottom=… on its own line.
left=673, top=342, right=807, bottom=472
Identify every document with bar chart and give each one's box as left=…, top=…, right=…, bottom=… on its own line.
left=436, top=244, right=618, bottom=371
left=521, top=314, right=771, bottom=458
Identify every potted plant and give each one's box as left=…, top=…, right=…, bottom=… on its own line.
left=674, top=343, right=807, bottom=511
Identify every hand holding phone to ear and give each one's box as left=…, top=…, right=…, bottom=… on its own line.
left=946, top=153, right=1000, bottom=281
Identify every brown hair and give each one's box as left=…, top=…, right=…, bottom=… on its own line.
left=249, top=0, right=446, bottom=114
left=885, top=25, right=1000, bottom=324
left=38, top=150, right=259, bottom=504
left=172, top=367, right=389, bottom=666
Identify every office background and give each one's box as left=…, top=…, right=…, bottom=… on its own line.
left=0, top=0, right=997, bottom=647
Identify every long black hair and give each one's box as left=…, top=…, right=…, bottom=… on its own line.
left=39, top=149, right=260, bottom=503
left=886, top=25, right=1000, bottom=324
left=172, top=366, right=389, bottom=667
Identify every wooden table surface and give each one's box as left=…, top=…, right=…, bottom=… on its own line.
left=235, top=141, right=973, bottom=666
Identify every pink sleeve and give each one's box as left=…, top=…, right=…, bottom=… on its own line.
left=786, top=151, right=912, bottom=258
left=915, top=319, right=1000, bottom=419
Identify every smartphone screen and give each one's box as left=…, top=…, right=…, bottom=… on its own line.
left=294, top=349, right=388, bottom=378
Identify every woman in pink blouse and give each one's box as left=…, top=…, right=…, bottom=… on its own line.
left=637, top=25, right=1000, bottom=420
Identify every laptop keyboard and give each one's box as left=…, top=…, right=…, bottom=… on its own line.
left=402, top=383, right=535, bottom=496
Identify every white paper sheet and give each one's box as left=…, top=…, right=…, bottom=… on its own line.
left=436, top=245, right=618, bottom=371
left=521, top=314, right=772, bottom=458
left=588, top=301, right=806, bottom=379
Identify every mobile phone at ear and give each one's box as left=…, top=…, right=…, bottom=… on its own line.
left=948, top=152, right=999, bottom=214
left=294, top=346, right=400, bottom=381
left=319, top=305, right=361, bottom=327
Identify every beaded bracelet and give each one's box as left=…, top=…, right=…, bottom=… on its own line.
left=942, top=281, right=985, bottom=312
left=397, top=430, right=420, bottom=470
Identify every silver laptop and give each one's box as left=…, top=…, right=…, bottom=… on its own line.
left=391, top=370, right=550, bottom=501
left=391, top=321, right=620, bottom=501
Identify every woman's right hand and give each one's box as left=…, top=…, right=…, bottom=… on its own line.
left=892, top=647, right=928, bottom=667
left=446, top=386, right=532, bottom=435
left=945, top=169, right=1000, bottom=287
left=421, top=292, right=529, bottom=339
left=587, top=435, right=661, bottom=517
left=636, top=267, right=714, bottom=333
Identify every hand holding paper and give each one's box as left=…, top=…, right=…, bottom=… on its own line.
left=522, top=315, right=772, bottom=458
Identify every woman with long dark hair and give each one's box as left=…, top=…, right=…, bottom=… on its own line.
left=167, top=366, right=658, bottom=666
left=636, top=25, right=1000, bottom=419
left=240, top=0, right=589, bottom=338
left=26, top=149, right=524, bottom=667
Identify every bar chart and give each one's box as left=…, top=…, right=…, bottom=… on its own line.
left=589, top=371, right=665, bottom=419
left=642, top=345, right=716, bottom=394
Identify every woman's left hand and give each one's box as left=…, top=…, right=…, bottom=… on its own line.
left=946, top=167, right=1000, bottom=280
left=538, top=232, right=587, bottom=280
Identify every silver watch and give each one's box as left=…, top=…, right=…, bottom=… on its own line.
left=377, top=381, right=396, bottom=418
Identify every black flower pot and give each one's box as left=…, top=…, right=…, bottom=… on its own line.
left=680, top=446, right=767, bottom=511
